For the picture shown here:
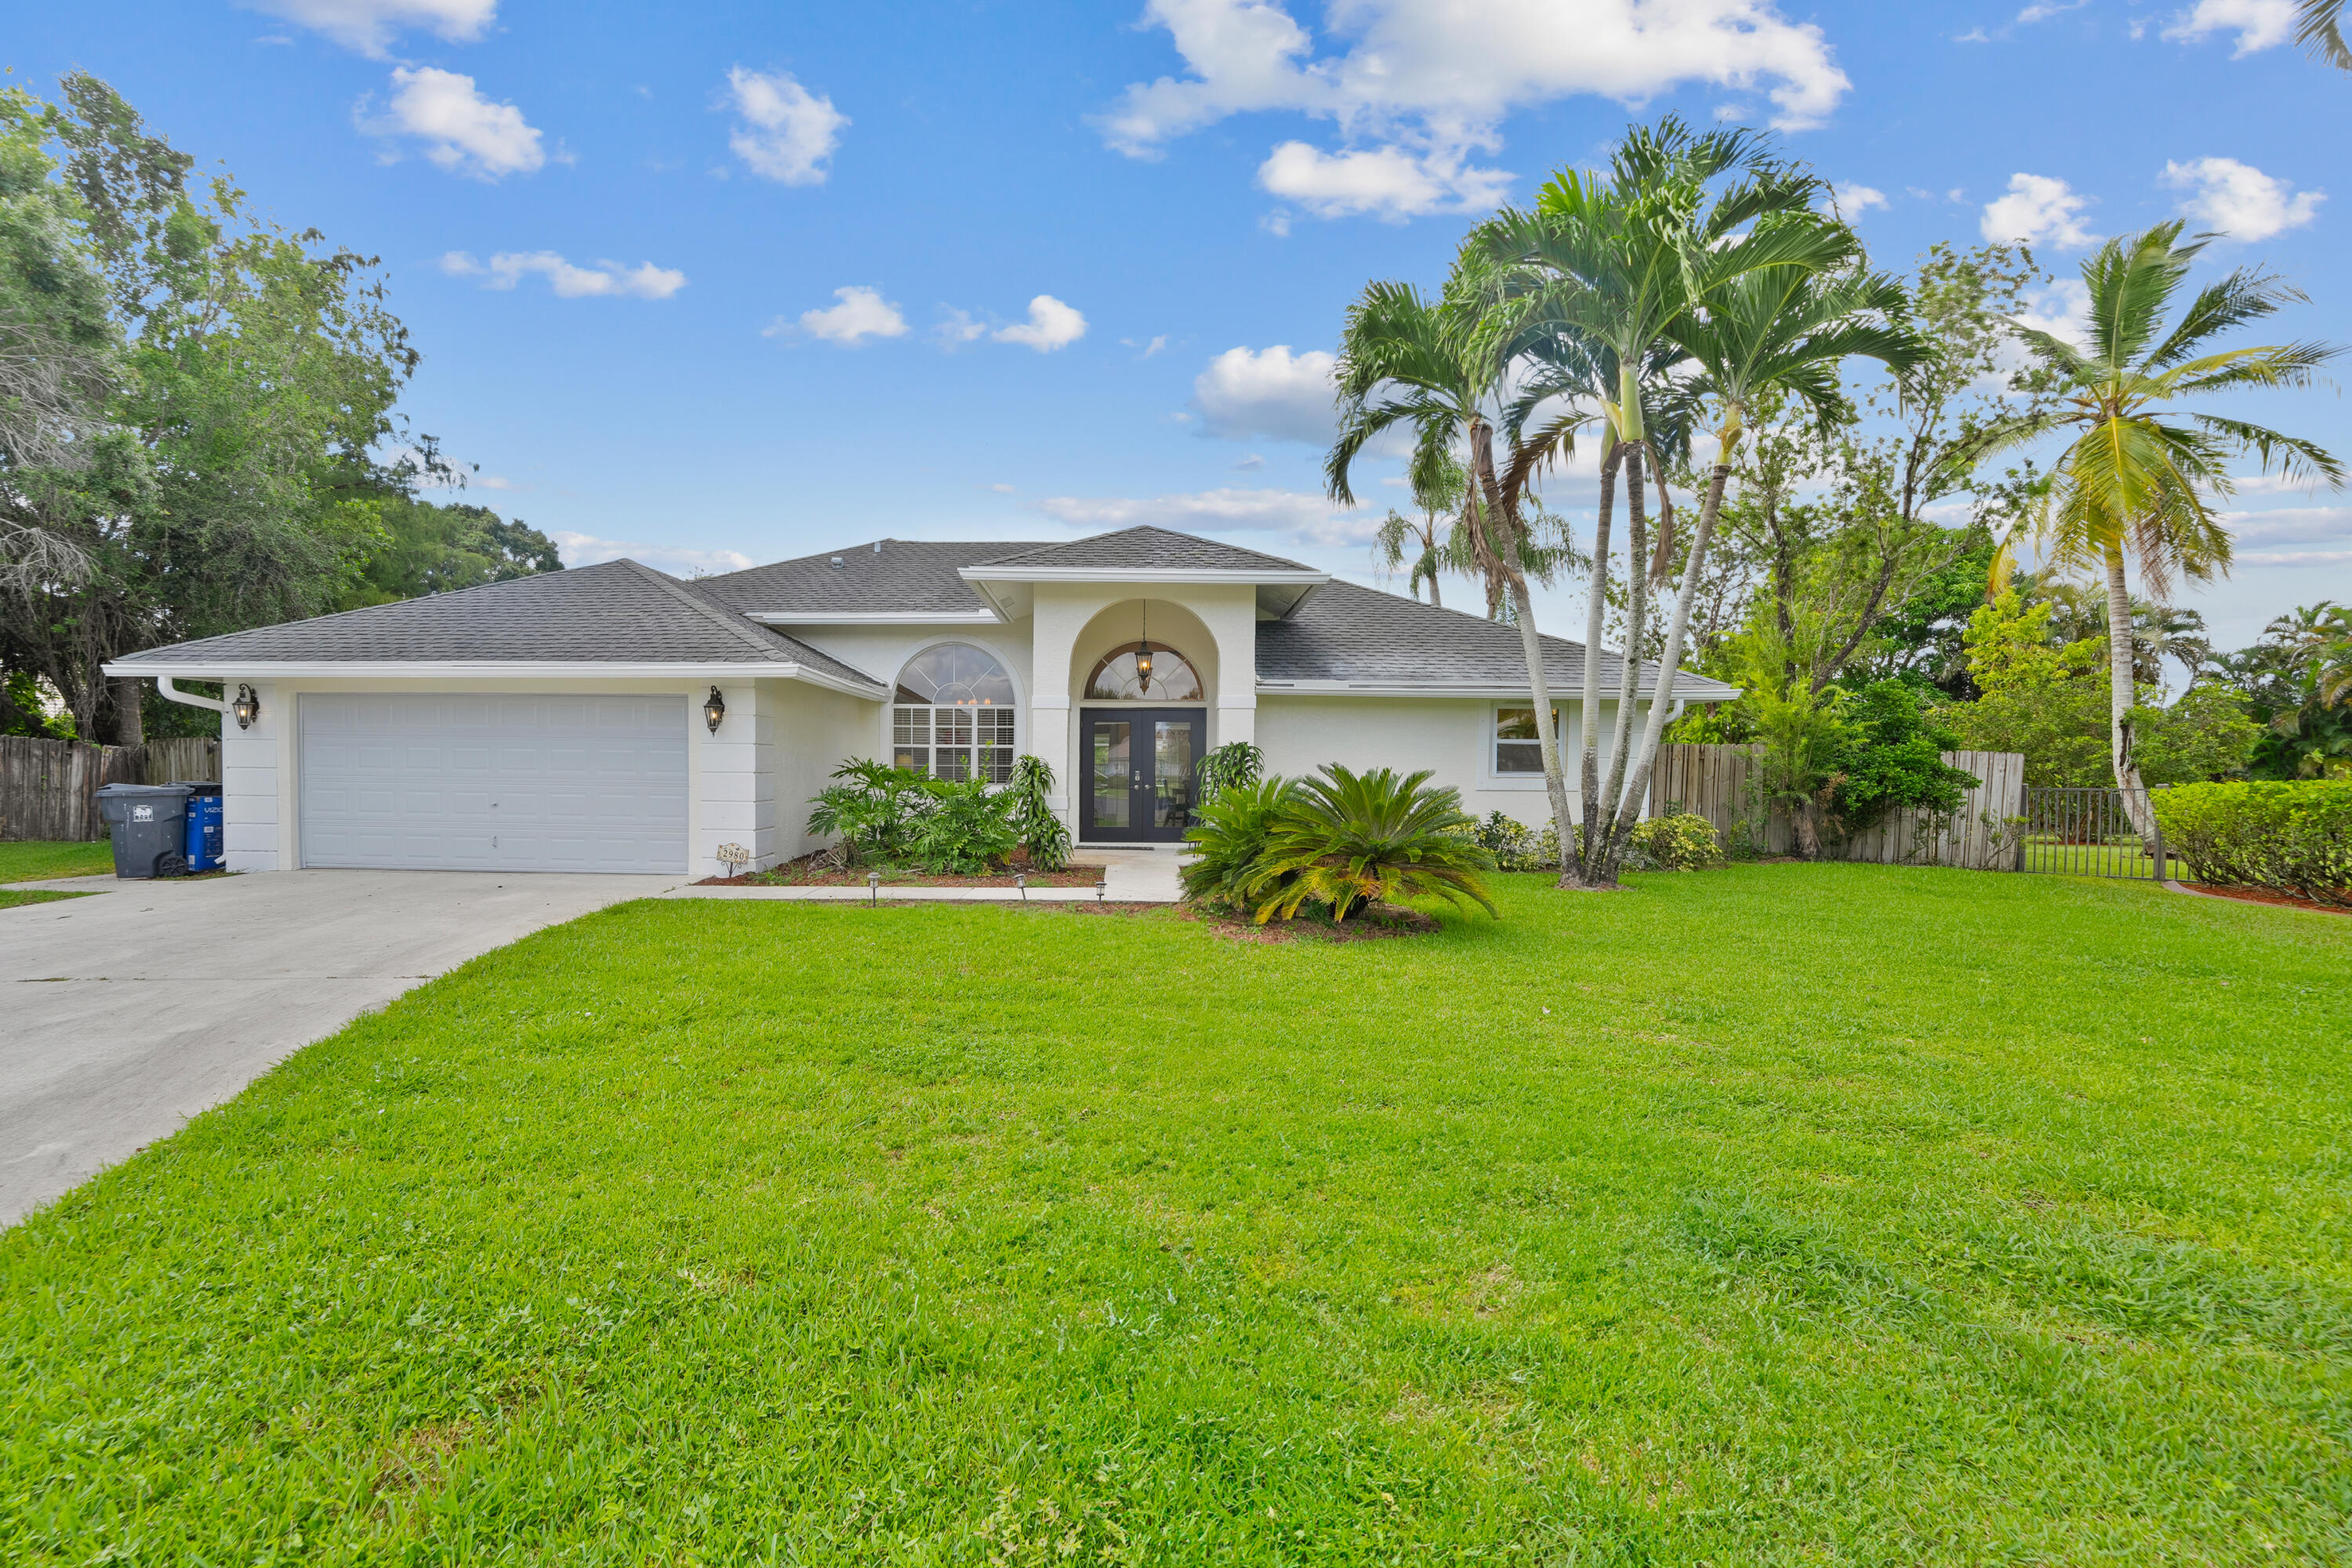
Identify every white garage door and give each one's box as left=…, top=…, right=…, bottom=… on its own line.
left=299, top=693, right=688, bottom=873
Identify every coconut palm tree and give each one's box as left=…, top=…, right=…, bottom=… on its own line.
left=1478, top=118, right=1827, bottom=885
left=2298, top=0, right=2350, bottom=67
left=1372, top=442, right=1469, bottom=607
left=1328, top=272, right=1584, bottom=870
left=1964, top=222, right=2344, bottom=829
left=1601, top=257, right=1929, bottom=872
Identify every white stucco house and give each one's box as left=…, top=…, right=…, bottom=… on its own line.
left=104, top=525, right=1736, bottom=877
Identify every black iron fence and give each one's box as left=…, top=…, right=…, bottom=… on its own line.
left=2016, top=786, right=2168, bottom=881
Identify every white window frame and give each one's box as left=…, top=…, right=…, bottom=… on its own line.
left=1489, top=702, right=1566, bottom=786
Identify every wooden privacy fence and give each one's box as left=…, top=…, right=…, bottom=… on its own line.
left=1652, top=743, right=2027, bottom=871
left=0, top=735, right=223, bottom=843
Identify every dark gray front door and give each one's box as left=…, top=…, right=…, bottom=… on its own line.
left=1080, top=709, right=1203, bottom=843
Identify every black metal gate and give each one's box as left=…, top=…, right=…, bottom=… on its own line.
left=2016, top=786, right=2168, bottom=880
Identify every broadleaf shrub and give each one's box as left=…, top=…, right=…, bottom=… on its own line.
left=2150, top=781, right=2352, bottom=907
left=1628, top=811, right=1726, bottom=872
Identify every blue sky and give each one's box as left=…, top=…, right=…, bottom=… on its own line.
left=12, top=0, right=2350, bottom=651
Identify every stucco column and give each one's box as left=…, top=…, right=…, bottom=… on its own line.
left=1029, top=586, right=1086, bottom=823
left=1194, top=584, right=1258, bottom=752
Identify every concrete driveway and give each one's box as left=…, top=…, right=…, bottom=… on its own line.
left=1, top=869, right=681, bottom=1226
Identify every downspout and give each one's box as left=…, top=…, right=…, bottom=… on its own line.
left=158, top=677, right=231, bottom=714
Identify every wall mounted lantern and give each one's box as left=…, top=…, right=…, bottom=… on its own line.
left=703, top=686, right=726, bottom=734
left=232, top=684, right=260, bottom=731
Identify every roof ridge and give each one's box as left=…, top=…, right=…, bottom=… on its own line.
left=618, top=559, right=822, bottom=663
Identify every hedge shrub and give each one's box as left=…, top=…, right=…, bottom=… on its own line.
left=2150, top=781, right=2352, bottom=907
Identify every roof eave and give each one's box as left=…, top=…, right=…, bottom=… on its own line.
left=1257, top=681, right=1741, bottom=700
left=101, top=659, right=887, bottom=700
left=747, top=609, right=1004, bottom=626
left=957, top=567, right=1330, bottom=586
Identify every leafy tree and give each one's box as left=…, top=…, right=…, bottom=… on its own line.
left=1959, top=222, right=2344, bottom=826
left=336, top=498, right=560, bottom=609
left=1942, top=590, right=2112, bottom=786
left=0, top=74, right=421, bottom=742
left=2130, top=683, right=2262, bottom=786
left=1830, top=681, right=1980, bottom=830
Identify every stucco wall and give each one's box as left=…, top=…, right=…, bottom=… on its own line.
left=1256, top=694, right=1653, bottom=826
left=787, top=622, right=1034, bottom=764
left=768, top=680, right=883, bottom=863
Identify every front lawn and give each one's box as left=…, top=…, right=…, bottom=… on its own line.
left=5, top=866, right=2347, bottom=1563
left=0, top=839, right=114, bottom=883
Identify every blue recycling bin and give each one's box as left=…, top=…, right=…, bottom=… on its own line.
left=178, top=781, right=224, bottom=873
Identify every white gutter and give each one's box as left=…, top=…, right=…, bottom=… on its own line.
left=157, top=676, right=230, bottom=713
left=956, top=566, right=1329, bottom=586
left=104, top=660, right=888, bottom=701
left=1257, top=682, right=1740, bottom=701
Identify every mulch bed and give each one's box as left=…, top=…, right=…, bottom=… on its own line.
left=2175, top=881, right=2351, bottom=917
left=697, top=854, right=1105, bottom=890
left=1180, top=902, right=1443, bottom=945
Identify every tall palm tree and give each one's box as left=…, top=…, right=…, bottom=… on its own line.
left=1478, top=118, right=1825, bottom=886
left=1602, top=257, right=1928, bottom=871
left=1328, top=271, right=1584, bottom=869
left=1965, top=222, right=2343, bottom=829
left=1372, top=442, right=1468, bottom=607
left=2298, top=0, right=2350, bottom=68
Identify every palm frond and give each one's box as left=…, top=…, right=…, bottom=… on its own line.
left=2297, top=0, right=2351, bottom=68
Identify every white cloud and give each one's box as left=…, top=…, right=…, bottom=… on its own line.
left=478, top=474, right=527, bottom=491
left=935, top=308, right=989, bottom=347
left=1033, top=486, right=1374, bottom=546
left=993, top=295, right=1087, bottom=352
left=1980, top=172, right=2099, bottom=248
left=552, top=532, right=755, bottom=578
left=2012, top=278, right=2092, bottom=347
left=1098, top=0, right=1849, bottom=221
left=2016, top=0, right=2089, bottom=21
left=441, top=250, right=685, bottom=299
left=792, top=285, right=908, bottom=344
left=1825, top=181, right=1887, bottom=216
left=2161, top=0, right=2297, bottom=54
left=240, top=0, right=493, bottom=56
left=2161, top=156, right=2323, bottom=241
left=1258, top=140, right=1509, bottom=220
left=373, top=67, right=546, bottom=179
left=2219, top=505, right=2352, bottom=549
left=989, top=483, right=1018, bottom=494
left=1191, top=344, right=1338, bottom=442
left=722, top=67, right=848, bottom=185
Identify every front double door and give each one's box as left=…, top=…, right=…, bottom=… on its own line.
left=1082, top=709, right=1204, bottom=843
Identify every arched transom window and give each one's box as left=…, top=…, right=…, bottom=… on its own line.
left=893, top=643, right=1017, bottom=782
left=1085, top=641, right=1203, bottom=702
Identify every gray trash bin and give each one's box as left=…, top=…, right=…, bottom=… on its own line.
left=95, top=782, right=194, bottom=880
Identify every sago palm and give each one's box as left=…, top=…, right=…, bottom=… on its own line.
left=1965, top=221, right=2343, bottom=821
left=1248, top=765, right=1497, bottom=924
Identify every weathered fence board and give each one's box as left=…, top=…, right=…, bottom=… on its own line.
left=0, top=735, right=222, bottom=842
left=1653, top=742, right=2026, bottom=870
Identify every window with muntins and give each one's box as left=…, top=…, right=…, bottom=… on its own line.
left=1085, top=642, right=1203, bottom=702
left=893, top=644, right=1017, bottom=782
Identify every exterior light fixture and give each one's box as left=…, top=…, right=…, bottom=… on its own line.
left=867, top=869, right=881, bottom=906
left=232, top=684, right=260, bottom=731
left=1134, top=600, right=1153, bottom=693
left=1016, top=873, right=1028, bottom=903
left=703, top=686, right=726, bottom=734
left=1094, top=875, right=1107, bottom=903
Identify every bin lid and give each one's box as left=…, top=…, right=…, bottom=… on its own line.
left=93, top=782, right=194, bottom=797
left=172, top=780, right=223, bottom=795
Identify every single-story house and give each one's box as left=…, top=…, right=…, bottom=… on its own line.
left=105, top=525, right=1737, bottom=876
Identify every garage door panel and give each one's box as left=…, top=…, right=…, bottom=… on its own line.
left=300, top=693, right=687, bottom=873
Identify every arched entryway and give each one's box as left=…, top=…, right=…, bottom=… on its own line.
left=1075, top=607, right=1209, bottom=843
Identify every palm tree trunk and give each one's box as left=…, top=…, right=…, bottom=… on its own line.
left=1570, top=439, right=1621, bottom=887
left=1466, top=418, right=1574, bottom=880
left=1607, top=456, right=1730, bottom=858
left=1588, top=442, right=1649, bottom=885
left=2104, top=542, right=2156, bottom=839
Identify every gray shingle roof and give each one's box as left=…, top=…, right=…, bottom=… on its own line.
left=110, top=560, right=887, bottom=690
left=972, top=526, right=1316, bottom=575
left=1255, top=580, right=1740, bottom=700
left=695, top=539, right=1047, bottom=617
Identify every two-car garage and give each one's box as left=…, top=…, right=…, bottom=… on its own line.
left=296, top=693, right=689, bottom=873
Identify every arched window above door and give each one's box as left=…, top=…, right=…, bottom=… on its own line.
left=892, top=643, right=1016, bottom=782
left=1084, top=642, right=1203, bottom=702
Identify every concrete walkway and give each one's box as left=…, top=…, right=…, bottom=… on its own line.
left=661, top=848, right=1185, bottom=904
left=0, top=869, right=680, bottom=1227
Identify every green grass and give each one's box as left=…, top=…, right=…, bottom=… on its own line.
left=0, top=839, right=114, bottom=883
left=0, top=887, right=90, bottom=910
left=4, top=866, right=2347, bottom=1564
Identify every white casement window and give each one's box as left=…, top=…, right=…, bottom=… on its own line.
left=891, top=644, right=1018, bottom=782
left=1494, top=706, right=1563, bottom=775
